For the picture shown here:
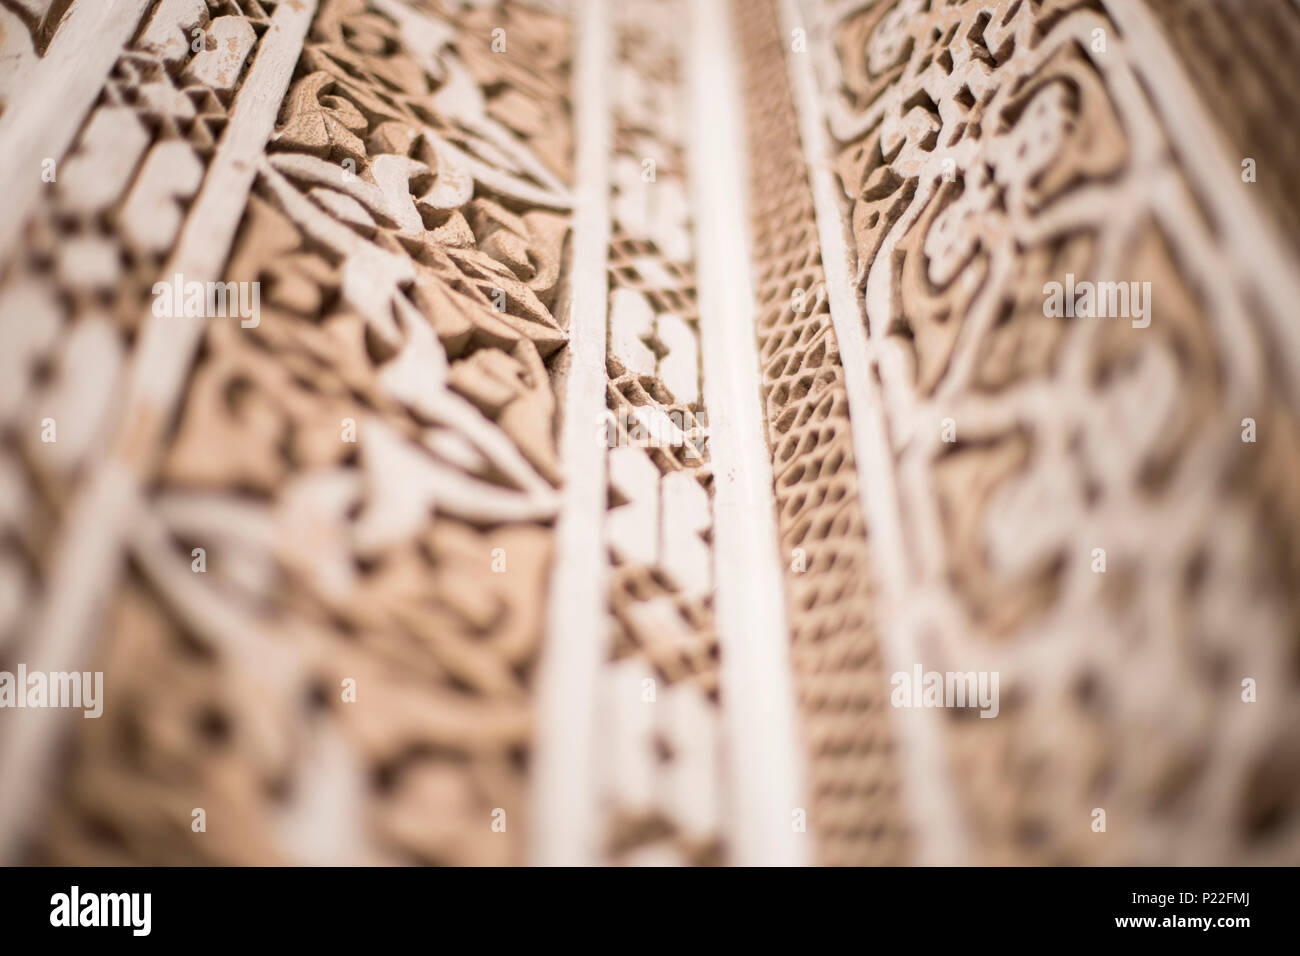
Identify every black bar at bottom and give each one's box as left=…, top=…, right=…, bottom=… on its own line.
left=0, top=865, right=1275, bottom=942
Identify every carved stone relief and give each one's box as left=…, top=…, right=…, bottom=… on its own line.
left=813, top=0, right=1300, bottom=864
left=0, top=0, right=1296, bottom=869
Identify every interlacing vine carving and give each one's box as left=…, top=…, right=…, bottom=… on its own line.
left=816, top=0, right=1300, bottom=864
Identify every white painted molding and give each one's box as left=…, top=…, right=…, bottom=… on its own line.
left=689, top=0, right=809, bottom=867
left=529, top=0, right=613, bottom=867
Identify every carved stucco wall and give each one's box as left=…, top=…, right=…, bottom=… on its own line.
left=0, top=0, right=1296, bottom=866
left=809, top=0, right=1300, bottom=864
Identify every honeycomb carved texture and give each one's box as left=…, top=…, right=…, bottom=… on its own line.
left=738, top=0, right=910, bottom=866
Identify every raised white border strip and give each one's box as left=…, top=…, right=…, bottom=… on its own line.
left=779, top=0, right=969, bottom=864
left=529, top=0, right=612, bottom=867
left=0, top=0, right=152, bottom=269
left=689, top=0, right=809, bottom=867
left=0, top=0, right=319, bottom=863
